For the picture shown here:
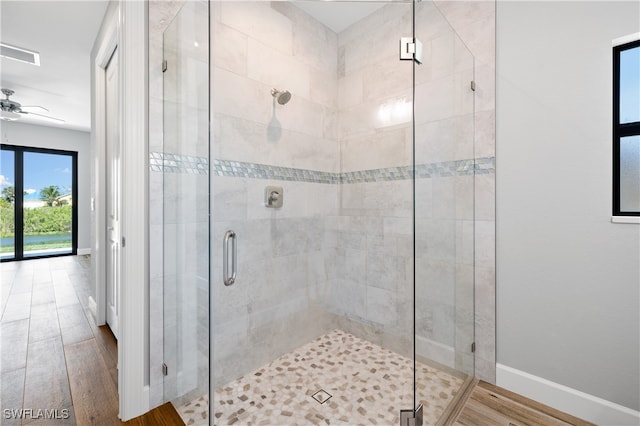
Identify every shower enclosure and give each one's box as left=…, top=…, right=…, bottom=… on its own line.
left=158, top=0, right=476, bottom=424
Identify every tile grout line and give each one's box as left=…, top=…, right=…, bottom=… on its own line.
left=20, top=268, right=32, bottom=426
left=53, top=264, right=77, bottom=425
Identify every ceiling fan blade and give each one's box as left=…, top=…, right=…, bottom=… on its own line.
left=20, top=105, right=50, bottom=112
left=19, top=110, right=65, bottom=123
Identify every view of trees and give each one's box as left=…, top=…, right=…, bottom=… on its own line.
left=39, top=185, right=62, bottom=207
left=0, top=198, right=13, bottom=236
left=2, top=186, right=17, bottom=203
left=0, top=186, right=72, bottom=237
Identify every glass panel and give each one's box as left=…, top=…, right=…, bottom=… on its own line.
left=23, top=151, right=73, bottom=257
left=162, top=0, right=210, bottom=412
left=210, top=1, right=416, bottom=424
left=414, top=0, right=476, bottom=418
left=620, top=135, right=640, bottom=212
left=0, top=149, right=15, bottom=259
left=620, top=46, right=640, bottom=124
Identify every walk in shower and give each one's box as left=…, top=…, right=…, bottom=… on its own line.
left=155, top=0, right=476, bottom=424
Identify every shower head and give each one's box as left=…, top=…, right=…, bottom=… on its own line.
left=271, top=88, right=291, bottom=105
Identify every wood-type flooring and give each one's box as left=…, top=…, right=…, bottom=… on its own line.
left=1, top=255, right=594, bottom=426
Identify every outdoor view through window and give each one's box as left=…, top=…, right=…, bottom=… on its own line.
left=0, top=147, right=74, bottom=259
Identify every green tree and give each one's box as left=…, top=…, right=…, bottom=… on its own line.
left=0, top=197, right=14, bottom=236
left=39, top=185, right=61, bottom=207
left=2, top=186, right=15, bottom=203
left=23, top=205, right=72, bottom=234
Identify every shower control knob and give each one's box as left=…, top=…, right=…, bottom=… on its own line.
left=265, top=186, right=283, bottom=208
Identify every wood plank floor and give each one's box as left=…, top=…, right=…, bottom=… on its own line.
left=452, top=381, right=595, bottom=426
left=2, top=255, right=594, bottom=426
left=0, top=255, right=184, bottom=425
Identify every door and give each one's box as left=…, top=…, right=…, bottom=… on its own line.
left=162, top=0, right=210, bottom=406
left=105, top=48, right=120, bottom=338
left=209, top=1, right=417, bottom=424
left=0, top=145, right=77, bottom=261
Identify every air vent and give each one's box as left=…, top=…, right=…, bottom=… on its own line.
left=0, top=43, right=40, bottom=66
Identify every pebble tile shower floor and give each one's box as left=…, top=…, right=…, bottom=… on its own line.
left=177, top=329, right=464, bottom=426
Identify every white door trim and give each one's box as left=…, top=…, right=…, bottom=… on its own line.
left=93, top=2, right=118, bottom=328
left=118, top=0, right=150, bottom=420
left=105, top=47, right=120, bottom=339
left=92, top=0, right=150, bottom=420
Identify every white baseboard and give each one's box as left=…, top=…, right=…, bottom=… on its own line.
left=77, top=248, right=91, bottom=255
left=497, top=363, right=640, bottom=425
left=88, top=296, right=98, bottom=321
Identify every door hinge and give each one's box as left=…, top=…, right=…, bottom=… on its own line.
left=400, top=37, right=423, bottom=64
left=471, top=342, right=476, bottom=353
left=470, top=80, right=476, bottom=92
left=162, top=60, right=168, bottom=73
left=162, top=363, right=168, bottom=376
left=121, top=236, right=126, bottom=248
left=400, top=404, right=423, bottom=426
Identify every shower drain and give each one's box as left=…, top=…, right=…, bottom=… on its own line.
left=311, top=389, right=332, bottom=404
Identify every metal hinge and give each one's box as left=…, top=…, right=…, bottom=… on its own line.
left=400, top=404, right=423, bottom=426
left=400, top=37, right=423, bottom=64
left=162, top=60, right=168, bottom=73
left=471, top=342, right=476, bottom=353
left=162, top=363, right=168, bottom=376
left=470, top=80, right=476, bottom=91
left=121, top=237, right=126, bottom=248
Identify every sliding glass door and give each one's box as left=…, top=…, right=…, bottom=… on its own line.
left=0, top=149, right=15, bottom=258
left=0, top=145, right=77, bottom=261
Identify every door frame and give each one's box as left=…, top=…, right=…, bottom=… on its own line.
left=93, top=2, right=117, bottom=332
left=92, top=0, right=149, bottom=420
left=104, top=46, right=120, bottom=339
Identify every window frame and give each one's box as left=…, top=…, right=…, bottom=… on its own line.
left=0, top=144, right=78, bottom=261
left=612, top=37, right=640, bottom=217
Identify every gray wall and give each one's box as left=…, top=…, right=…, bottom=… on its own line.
left=496, top=1, right=640, bottom=410
left=1, top=121, right=91, bottom=252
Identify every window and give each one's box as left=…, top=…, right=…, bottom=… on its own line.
left=0, top=145, right=78, bottom=261
left=613, top=36, right=640, bottom=217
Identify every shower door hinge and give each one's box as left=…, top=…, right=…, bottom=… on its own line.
left=400, top=37, right=423, bottom=64
left=471, top=342, right=476, bottom=353
left=162, top=363, right=168, bottom=376
left=121, top=237, right=126, bottom=248
left=162, top=60, right=168, bottom=73
left=470, top=80, right=476, bottom=91
left=400, top=404, right=423, bottom=426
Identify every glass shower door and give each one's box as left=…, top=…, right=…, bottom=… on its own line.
left=162, top=0, right=210, bottom=413
left=209, top=1, right=417, bottom=424
left=414, top=0, right=476, bottom=416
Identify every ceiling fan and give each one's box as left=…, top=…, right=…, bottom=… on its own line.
left=0, top=88, right=65, bottom=123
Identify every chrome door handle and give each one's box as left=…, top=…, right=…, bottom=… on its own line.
left=223, top=230, right=237, bottom=286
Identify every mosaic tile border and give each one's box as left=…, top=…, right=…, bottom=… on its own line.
left=149, top=152, right=495, bottom=183
left=149, top=152, right=209, bottom=175
left=213, top=159, right=340, bottom=183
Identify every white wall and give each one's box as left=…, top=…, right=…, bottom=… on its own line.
left=1, top=121, right=91, bottom=252
left=497, top=0, right=640, bottom=413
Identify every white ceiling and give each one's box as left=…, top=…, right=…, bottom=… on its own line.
left=1, top=1, right=109, bottom=132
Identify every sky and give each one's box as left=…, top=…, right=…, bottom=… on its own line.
left=0, top=150, right=73, bottom=200
left=620, top=45, right=640, bottom=124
